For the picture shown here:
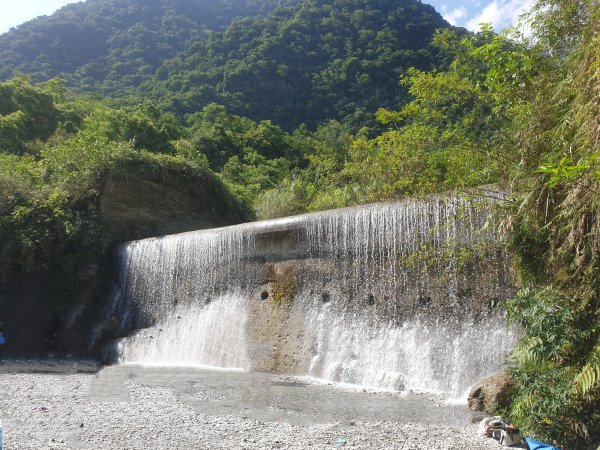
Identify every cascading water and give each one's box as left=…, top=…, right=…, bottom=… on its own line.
left=302, top=308, right=514, bottom=398
left=103, top=194, right=517, bottom=400
left=116, top=293, right=250, bottom=370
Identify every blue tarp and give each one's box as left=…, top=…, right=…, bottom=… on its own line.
left=525, top=437, right=560, bottom=450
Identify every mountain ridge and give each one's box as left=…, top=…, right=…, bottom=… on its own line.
left=0, top=0, right=297, bottom=86
left=0, top=0, right=452, bottom=129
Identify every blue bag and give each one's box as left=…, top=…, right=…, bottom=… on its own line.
left=525, top=437, right=560, bottom=450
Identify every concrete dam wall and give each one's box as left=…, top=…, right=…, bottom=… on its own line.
left=101, top=195, right=517, bottom=400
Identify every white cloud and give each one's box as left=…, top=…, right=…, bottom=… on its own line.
left=466, top=0, right=535, bottom=31
left=443, top=6, right=469, bottom=26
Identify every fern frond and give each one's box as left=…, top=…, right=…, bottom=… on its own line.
left=571, top=338, right=600, bottom=397
left=509, top=336, right=545, bottom=365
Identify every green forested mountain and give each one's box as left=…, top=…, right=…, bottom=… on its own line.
left=143, top=0, right=450, bottom=128
left=0, top=0, right=296, bottom=93
left=0, top=0, right=451, bottom=129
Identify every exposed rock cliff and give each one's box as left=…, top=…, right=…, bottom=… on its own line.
left=100, top=160, right=248, bottom=241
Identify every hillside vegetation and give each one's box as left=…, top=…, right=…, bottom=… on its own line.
left=0, top=0, right=599, bottom=447
left=0, top=0, right=296, bottom=92
left=0, top=0, right=451, bottom=129
left=0, top=77, right=249, bottom=295
left=142, top=0, right=450, bottom=128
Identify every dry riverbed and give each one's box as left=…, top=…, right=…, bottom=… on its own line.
left=0, top=361, right=505, bottom=449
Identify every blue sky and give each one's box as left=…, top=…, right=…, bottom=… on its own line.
left=0, top=0, right=80, bottom=34
left=427, top=0, right=534, bottom=31
left=0, top=0, right=534, bottom=35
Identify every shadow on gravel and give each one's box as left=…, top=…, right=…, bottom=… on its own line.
left=0, top=359, right=101, bottom=374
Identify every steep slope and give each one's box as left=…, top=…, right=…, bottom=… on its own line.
left=144, top=0, right=451, bottom=128
left=0, top=0, right=294, bottom=92
left=0, top=0, right=451, bottom=129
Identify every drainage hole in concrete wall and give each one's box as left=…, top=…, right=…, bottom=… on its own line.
left=321, top=292, right=331, bottom=303
left=261, top=291, right=269, bottom=300
left=418, top=295, right=431, bottom=307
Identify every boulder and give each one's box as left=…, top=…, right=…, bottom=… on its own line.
left=468, top=371, right=514, bottom=412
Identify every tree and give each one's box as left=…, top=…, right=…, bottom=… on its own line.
left=0, top=77, right=63, bottom=154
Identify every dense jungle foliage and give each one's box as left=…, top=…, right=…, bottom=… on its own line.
left=143, top=0, right=450, bottom=128
left=0, top=0, right=298, bottom=90
left=0, top=77, right=250, bottom=301
left=0, top=0, right=599, bottom=447
left=0, top=0, right=451, bottom=129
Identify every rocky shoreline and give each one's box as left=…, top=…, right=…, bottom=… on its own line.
left=0, top=362, right=505, bottom=450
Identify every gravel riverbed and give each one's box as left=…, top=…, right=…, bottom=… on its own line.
left=0, top=362, right=505, bottom=450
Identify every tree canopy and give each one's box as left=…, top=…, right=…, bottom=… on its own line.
left=0, top=0, right=452, bottom=130
left=0, top=0, right=295, bottom=88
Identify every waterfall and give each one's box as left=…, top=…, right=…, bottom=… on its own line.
left=302, top=307, right=515, bottom=398
left=105, top=195, right=517, bottom=399
left=116, top=293, right=250, bottom=370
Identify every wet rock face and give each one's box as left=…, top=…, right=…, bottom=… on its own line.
left=468, top=371, right=515, bottom=412
left=0, top=271, right=57, bottom=357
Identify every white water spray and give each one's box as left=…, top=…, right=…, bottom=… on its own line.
left=106, top=195, right=516, bottom=399
left=116, top=293, right=250, bottom=370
